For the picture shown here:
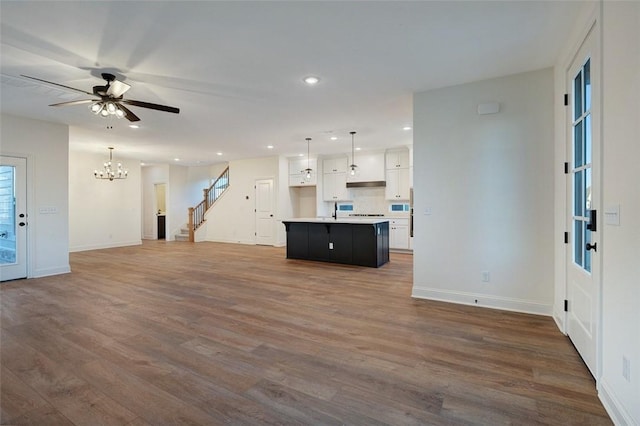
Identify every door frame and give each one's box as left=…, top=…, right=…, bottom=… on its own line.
left=562, top=12, right=603, bottom=380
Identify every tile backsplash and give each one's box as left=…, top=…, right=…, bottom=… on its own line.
left=347, top=187, right=389, bottom=214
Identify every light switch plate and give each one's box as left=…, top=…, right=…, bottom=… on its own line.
left=604, top=204, right=620, bottom=226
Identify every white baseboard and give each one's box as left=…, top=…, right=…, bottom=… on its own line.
left=599, top=378, right=636, bottom=426
left=411, top=286, right=552, bottom=316
left=204, top=237, right=256, bottom=245
left=32, top=265, right=71, bottom=278
left=552, top=306, right=566, bottom=334
left=69, top=240, right=142, bottom=253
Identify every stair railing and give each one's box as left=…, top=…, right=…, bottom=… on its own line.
left=188, top=166, right=229, bottom=241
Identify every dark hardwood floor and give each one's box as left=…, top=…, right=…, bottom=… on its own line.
left=1, top=241, right=611, bottom=425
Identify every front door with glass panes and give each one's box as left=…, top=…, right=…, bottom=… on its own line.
left=566, top=26, right=600, bottom=378
left=0, top=156, right=27, bottom=281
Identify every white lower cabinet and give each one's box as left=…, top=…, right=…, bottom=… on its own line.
left=389, top=218, right=410, bottom=249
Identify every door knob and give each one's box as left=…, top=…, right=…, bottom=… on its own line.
left=19, top=222, right=26, bottom=227
left=586, top=242, right=597, bottom=252
left=19, top=213, right=25, bottom=218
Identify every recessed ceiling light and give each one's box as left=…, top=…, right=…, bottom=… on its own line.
left=140, top=162, right=146, bottom=166
left=355, top=147, right=361, bottom=151
left=330, top=136, right=338, bottom=141
left=129, top=124, right=139, bottom=129
left=174, top=158, right=180, bottom=161
left=299, top=153, right=304, bottom=157
left=303, top=76, right=320, bottom=85
left=403, top=126, right=412, bottom=131
left=267, top=145, right=274, bottom=149
left=217, top=152, right=223, bottom=156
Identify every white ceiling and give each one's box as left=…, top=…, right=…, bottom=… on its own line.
left=1, top=1, right=579, bottom=165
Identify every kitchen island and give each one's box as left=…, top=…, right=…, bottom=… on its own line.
left=282, top=218, right=389, bottom=267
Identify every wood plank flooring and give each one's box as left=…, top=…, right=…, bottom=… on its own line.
left=1, top=241, right=611, bottom=425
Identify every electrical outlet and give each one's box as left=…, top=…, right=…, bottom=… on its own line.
left=623, top=356, right=631, bottom=382
left=481, top=271, right=490, bottom=282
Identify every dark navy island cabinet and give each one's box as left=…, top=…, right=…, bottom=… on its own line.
left=282, top=219, right=389, bottom=268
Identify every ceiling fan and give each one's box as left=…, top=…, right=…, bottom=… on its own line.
left=20, top=73, right=180, bottom=122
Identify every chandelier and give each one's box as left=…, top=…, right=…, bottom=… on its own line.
left=95, top=147, right=128, bottom=181
left=90, top=101, right=125, bottom=118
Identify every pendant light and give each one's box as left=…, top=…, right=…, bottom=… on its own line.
left=304, top=137, right=313, bottom=180
left=349, top=131, right=358, bottom=176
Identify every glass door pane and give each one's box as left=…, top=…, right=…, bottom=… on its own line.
left=0, top=166, right=16, bottom=264
left=572, top=58, right=592, bottom=273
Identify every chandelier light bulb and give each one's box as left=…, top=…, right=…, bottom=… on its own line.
left=350, top=167, right=356, bottom=176
left=115, top=108, right=125, bottom=118
left=90, top=103, right=102, bottom=113
left=106, top=102, right=117, bottom=114
left=100, top=108, right=109, bottom=117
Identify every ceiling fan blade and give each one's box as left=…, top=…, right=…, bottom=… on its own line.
left=20, top=74, right=94, bottom=96
left=121, top=99, right=180, bottom=114
left=49, top=99, right=96, bottom=107
left=107, top=80, right=131, bottom=98
left=116, top=103, right=140, bottom=122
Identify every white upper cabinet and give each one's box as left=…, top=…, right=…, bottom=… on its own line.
left=385, top=149, right=410, bottom=169
left=385, top=168, right=410, bottom=200
left=323, top=172, right=349, bottom=201
left=322, top=156, right=349, bottom=201
left=323, top=157, right=348, bottom=174
left=385, top=148, right=411, bottom=200
left=289, top=157, right=317, bottom=186
left=346, top=151, right=385, bottom=182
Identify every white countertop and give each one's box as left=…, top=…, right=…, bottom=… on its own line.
left=284, top=217, right=388, bottom=224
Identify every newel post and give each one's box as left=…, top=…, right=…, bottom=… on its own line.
left=203, top=188, right=210, bottom=210
left=188, top=207, right=195, bottom=242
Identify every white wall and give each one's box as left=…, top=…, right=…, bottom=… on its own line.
left=0, top=114, right=70, bottom=277
left=69, top=150, right=142, bottom=251
left=186, top=165, right=212, bottom=205
left=598, top=1, right=640, bottom=423
left=205, top=156, right=279, bottom=244
left=412, top=68, right=555, bottom=315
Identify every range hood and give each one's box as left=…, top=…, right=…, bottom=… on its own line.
left=346, top=181, right=386, bottom=188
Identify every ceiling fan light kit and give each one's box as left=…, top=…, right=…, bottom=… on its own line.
left=20, top=72, right=180, bottom=123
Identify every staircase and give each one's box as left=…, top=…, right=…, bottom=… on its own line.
left=174, top=226, right=190, bottom=241
left=182, top=166, right=229, bottom=242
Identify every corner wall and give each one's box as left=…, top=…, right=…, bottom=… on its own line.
left=412, top=68, right=555, bottom=315
left=0, top=114, right=70, bottom=277
left=598, top=1, right=640, bottom=423
left=141, top=165, right=169, bottom=240
left=69, top=150, right=142, bottom=252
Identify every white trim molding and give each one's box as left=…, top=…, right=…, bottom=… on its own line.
left=412, top=287, right=553, bottom=316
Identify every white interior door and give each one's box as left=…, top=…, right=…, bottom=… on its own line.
left=0, top=156, right=27, bottom=281
left=255, top=179, right=274, bottom=245
left=566, top=25, right=600, bottom=377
